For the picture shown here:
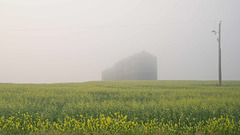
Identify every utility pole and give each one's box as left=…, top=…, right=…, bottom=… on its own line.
left=218, top=21, right=222, bottom=86
left=212, top=21, right=222, bottom=86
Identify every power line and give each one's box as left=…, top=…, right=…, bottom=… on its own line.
left=0, top=19, right=239, bottom=31
left=0, top=20, right=231, bottom=31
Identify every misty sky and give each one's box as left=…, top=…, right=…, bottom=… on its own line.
left=0, top=0, right=240, bottom=83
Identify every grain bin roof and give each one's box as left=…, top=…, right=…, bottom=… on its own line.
left=104, top=51, right=157, bottom=71
left=130, top=51, right=157, bottom=59
left=115, top=51, right=156, bottom=64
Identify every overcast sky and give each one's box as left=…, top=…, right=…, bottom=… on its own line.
left=0, top=0, right=240, bottom=83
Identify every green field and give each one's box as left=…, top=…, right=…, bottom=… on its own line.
left=0, top=81, right=240, bottom=134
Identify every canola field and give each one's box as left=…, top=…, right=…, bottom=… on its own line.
left=0, top=81, right=240, bottom=134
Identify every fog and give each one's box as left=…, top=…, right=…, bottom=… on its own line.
left=0, top=0, right=240, bottom=83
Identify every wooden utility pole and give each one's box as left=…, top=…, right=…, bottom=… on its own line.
left=212, top=21, right=222, bottom=86
left=218, top=21, right=222, bottom=86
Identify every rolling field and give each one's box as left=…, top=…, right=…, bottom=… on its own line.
left=0, top=81, right=240, bottom=134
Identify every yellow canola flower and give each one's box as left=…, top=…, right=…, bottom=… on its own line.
left=0, top=112, right=239, bottom=134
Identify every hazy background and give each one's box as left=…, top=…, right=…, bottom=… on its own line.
left=0, top=0, right=240, bottom=83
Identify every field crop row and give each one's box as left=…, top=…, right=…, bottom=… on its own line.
left=0, top=81, right=240, bottom=134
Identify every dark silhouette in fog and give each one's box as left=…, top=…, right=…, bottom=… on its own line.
left=102, top=51, right=157, bottom=80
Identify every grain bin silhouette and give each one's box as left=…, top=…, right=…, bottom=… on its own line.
left=102, top=51, right=157, bottom=80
